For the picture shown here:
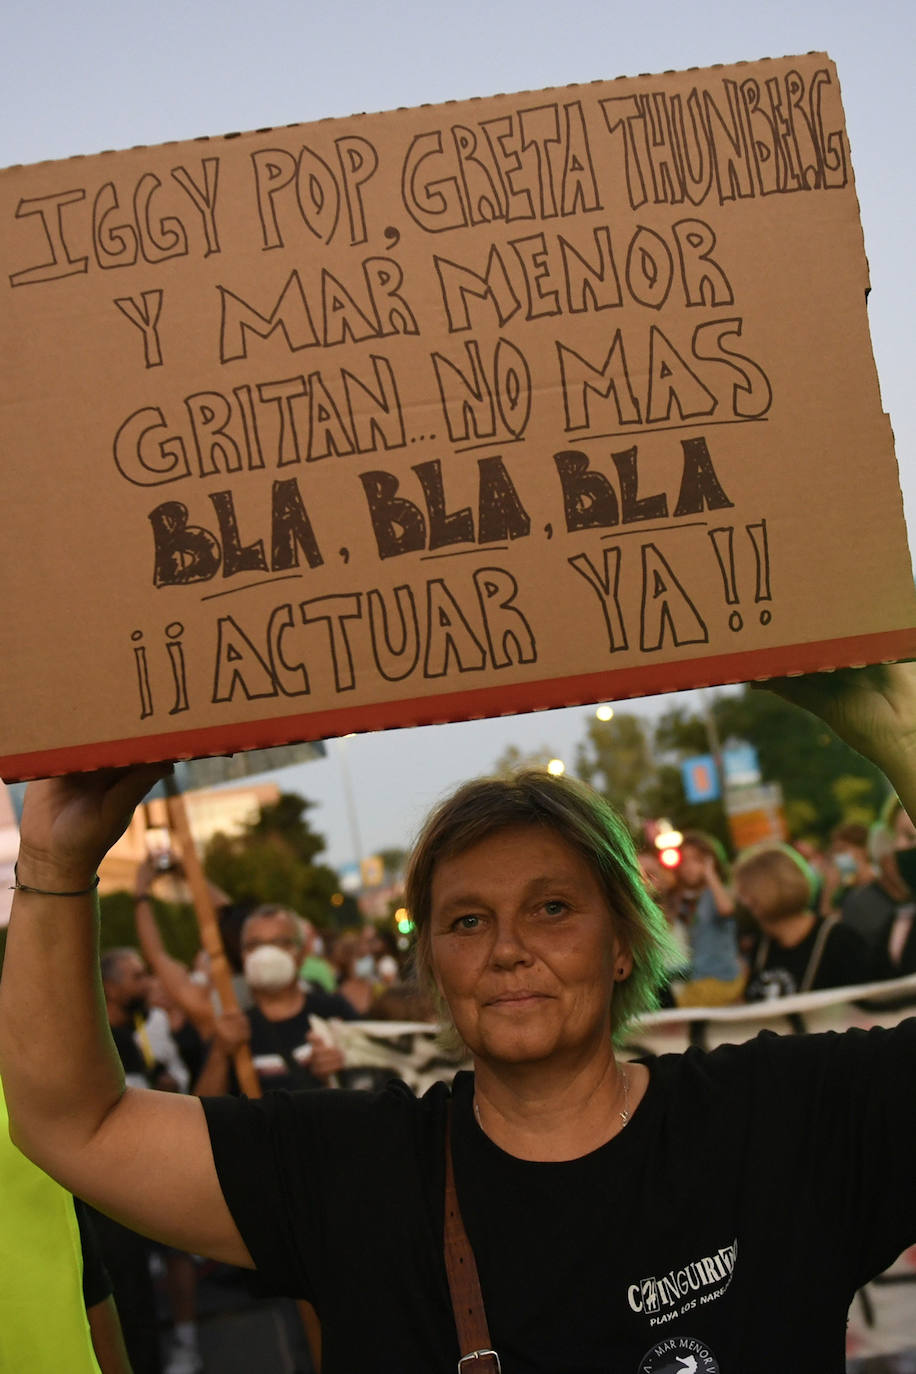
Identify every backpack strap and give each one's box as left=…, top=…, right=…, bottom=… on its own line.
left=800, top=914, right=839, bottom=992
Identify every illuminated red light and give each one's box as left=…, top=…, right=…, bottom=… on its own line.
left=659, top=847, right=682, bottom=869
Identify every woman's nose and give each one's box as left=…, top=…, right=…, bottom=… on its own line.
left=489, top=918, right=533, bottom=966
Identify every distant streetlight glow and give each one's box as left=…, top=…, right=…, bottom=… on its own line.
left=595, top=704, right=614, bottom=722
left=395, top=907, right=415, bottom=935
left=547, top=758, right=566, bottom=776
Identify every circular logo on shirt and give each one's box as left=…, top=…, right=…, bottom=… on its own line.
left=638, top=1337, right=720, bottom=1374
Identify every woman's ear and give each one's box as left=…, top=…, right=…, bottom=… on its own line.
left=615, top=947, right=634, bottom=981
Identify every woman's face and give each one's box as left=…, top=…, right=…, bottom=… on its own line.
left=428, top=825, right=631, bottom=1068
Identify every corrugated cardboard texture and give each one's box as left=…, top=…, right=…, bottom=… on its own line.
left=2, top=52, right=915, bottom=777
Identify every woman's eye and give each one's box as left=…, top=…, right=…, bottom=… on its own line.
left=453, top=914, right=481, bottom=931
left=543, top=900, right=568, bottom=917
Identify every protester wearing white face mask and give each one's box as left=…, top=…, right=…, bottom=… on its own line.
left=330, top=930, right=383, bottom=1015
left=823, top=820, right=875, bottom=916
left=194, top=907, right=358, bottom=1097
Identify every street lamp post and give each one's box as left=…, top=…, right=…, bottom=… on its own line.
left=337, top=735, right=365, bottom=878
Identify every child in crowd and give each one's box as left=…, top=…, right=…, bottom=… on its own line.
left=671, top=831, right=745, bottom=1005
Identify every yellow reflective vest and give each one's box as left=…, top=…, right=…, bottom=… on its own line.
left=0, top=1077, right=101, bottom=1372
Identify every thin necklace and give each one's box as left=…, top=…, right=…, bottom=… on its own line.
left=473, top=1063, right=632, bottom=1131
left=618, top=1063, right=631, bottom=1125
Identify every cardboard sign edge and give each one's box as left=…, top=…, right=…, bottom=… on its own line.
left=3, top=625, right=913, bottom=782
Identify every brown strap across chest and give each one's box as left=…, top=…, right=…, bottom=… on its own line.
left=444, top=1103, right=501, bottom=1374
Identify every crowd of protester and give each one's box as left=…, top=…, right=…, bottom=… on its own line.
left=639, top=798, right=916, bottom=1008
left=91, top=880, right=435, bottom=1372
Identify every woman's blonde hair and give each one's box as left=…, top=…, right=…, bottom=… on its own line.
left=405, top=769, right=678, bottom=1046
left=732, top=842, right=816, bottom=921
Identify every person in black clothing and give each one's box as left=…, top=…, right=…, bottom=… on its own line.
left=96, top=948, right=187, bottom=1374
left=194, top=905, right=357, bottom=1096
left=733, top=842, right=869, bottom=1000
left=99, top=949, right=203, bottom=1374
left=842, top=799, right=916, bottom=966
left=840, top=799, right=916, bottom=982
left=100, top=948, right=190, bottom=1093
left=3, top=663, right=916, bottom=1373
left=75, top=1200, right=135, bottom=1374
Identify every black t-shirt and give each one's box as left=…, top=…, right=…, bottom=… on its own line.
left=172, top=1018, right=207, bottom=1084
left=244, top=988, right=358, bottom=1093
left=876, top=913, right=916, bottom=979
left=73, top=1198, right=111, bottom=1309
left=842, top=882, right=900, bottom=953
left=110, top=1022, right=150, bottom=1082
left=202, top=1021, right=916, bottom=1373
left=744, top=917, right=867, bottom=1001
left=841, top=885, right=916, bottom=981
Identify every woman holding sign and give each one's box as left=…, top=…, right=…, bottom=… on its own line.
left=2, top=665, right=915, bottom=1372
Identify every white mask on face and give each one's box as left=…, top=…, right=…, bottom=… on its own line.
left=353, top=954, right=377, bottom=981
left=377, top=954, right=399, bottom=984
left=243, top=945, right=299, bottom=991
left=834, top=852, right=857, bottom=880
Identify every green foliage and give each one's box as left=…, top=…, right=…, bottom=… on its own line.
left=0, top=893, right=200, bottom=979
left=782, top=798, right=820, bottom=840
left=652, top=706, right=711, bottom=758
left=203, top=791, right=345, bottom=928
left=575, top=712, right=654, bottom=823
left=377, top=847, right=408, bottom=877
left=830, top=774, right=880, bottom=826
left=565, top=683, right=888, bottom=852
left=98, top=891, right=201, bottom=964
left=713, top=686, right=887, bottom=839
left=326, top=892, right=362, bottom=930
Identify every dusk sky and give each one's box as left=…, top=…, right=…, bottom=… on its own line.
left=3, top=0, right=913, bottom=869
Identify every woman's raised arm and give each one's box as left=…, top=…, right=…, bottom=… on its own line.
left=0, top=765, right=252, bottom=1267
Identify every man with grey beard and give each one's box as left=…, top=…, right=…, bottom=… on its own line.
left=194, top=905, right=357, bottom=1096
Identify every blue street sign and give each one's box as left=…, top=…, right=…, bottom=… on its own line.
left=722, top=742, right=761, bottom=786
left=681, top=754, right=721, bottom=803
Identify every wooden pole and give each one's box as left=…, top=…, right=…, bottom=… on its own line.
left=159, top=777, right=324, bottom=1369
left=160, top=776, right=261, bottom=1100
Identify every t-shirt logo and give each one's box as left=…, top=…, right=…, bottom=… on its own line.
left=627, top=1239, right=737, bottom=1326
left=638, top=1336, right=720, bottom=1374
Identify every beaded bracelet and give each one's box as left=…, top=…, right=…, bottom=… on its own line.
left=11, top=862, right=100, bottom=897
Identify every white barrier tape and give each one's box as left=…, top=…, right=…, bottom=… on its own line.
left=641, top=971, right=916, bottom=1024
left=310, top=974, right=916, bottom=1093
left=318, top=972, right=916, bottom=1045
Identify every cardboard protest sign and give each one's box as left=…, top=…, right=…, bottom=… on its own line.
left=2, top=52, right=914, bottom=779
